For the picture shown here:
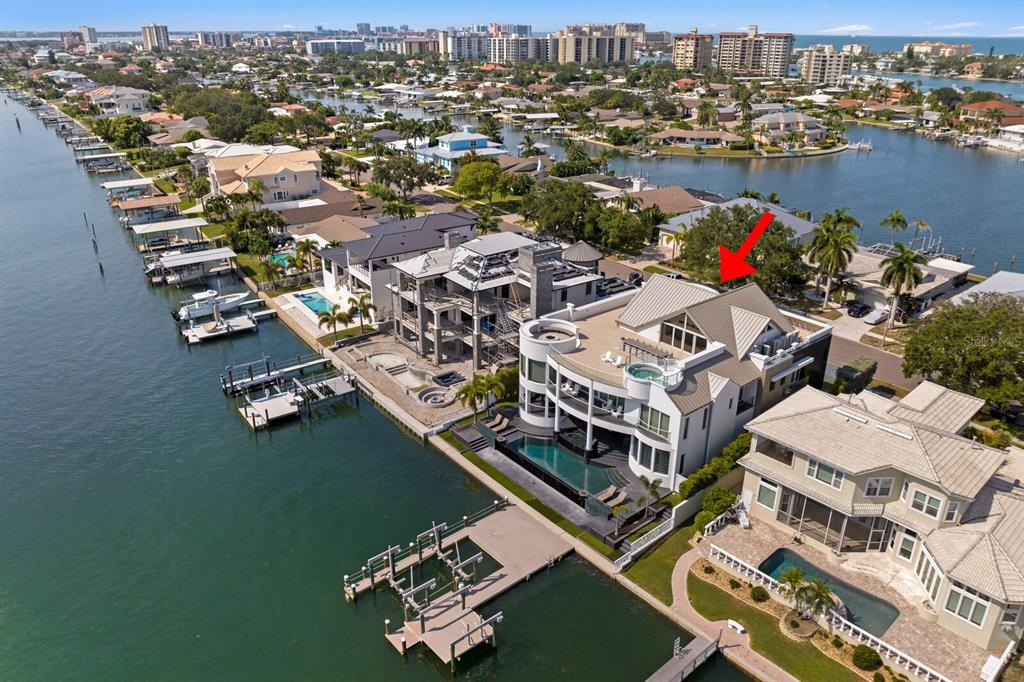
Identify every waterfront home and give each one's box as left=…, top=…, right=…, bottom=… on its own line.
left=657, top=198, right=817, bottom=255
left=210, top=149, right=322, bottom=204
left=319, top=212, right=479, bottom=317
left=989, top=124, right=1024, bottom=152
left=738, top=383, right=1023, bottom=653
left=287, top=214, right=378, bottom=250
left=626, top=186, right=705, bottom=216
left=389, top=233, right=606, bottom=368
left=959, top=100, right=1024, bottom=128
left=278, top=187, right=384, bottom=225
left=751, top=111, right=826, bottom=146
left=146, top=116, right=210, bottom=146
left=87, top=85, right=151, bottom=115
left=950, top=270, right=1024, bottom=305
left=647, top=128, right=743, bottom=148
left=518, top=275, right=832, bottom=490
left=44, top=69, right=91, bottom=87
left=836, top=245, right=974, bottom=314
left=414, top=126, right=505, bottom=171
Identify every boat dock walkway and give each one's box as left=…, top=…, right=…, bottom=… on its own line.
left=238, top=370, right=356, bottom=429
left=344, top=500, right=572, bottom=669
left=220, top=353, right=331, bottom=395
left=645, top=633, right=721, bottom=682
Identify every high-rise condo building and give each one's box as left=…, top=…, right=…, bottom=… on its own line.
left=141, top=23, right=169, bottom=51
left=800, top=45, right=853, bottom=85
left=356, top=23, right=370, bottom=35
left=79, top=25, right=97, bottom=43
left=196, top=31, right=234, bottom=48
left=489, top=36, right=556, bottom=63
left=555, top=33, right=634, bottom=64
left=717, top=25, right=794, bottom=78
left=671, top=28, right=713, bottom=71
left=306, top=39, right=366, bottom=55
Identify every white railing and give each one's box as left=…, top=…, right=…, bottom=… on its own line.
left=706, top=544, right=952, bottom=682
left=613, top=518, right=672, bottom=573
left=826, top=612, right=952, bottom=682
left=981, top=638, right=1018, bottom=682
left=702, top=510, right=732, bottom=536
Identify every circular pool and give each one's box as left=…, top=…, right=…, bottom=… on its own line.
left=417, top=386, right=455, bottom=408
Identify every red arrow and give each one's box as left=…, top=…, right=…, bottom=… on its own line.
left=719, top=210, right=775, bottom=283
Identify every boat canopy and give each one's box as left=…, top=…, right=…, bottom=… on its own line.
left=132, top=217, right=208, bottom=235
left=159, top=247, right=236, bottom=269
left=101, top=178, right=155, bottom=189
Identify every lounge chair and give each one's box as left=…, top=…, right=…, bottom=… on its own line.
left=482, top=413, right=502, bottom=429
left=492, top=416, right=510, bottom=432
left=594, top=485, right=618, bottom=503
left=605, top=490, right=629, bottom=508
left=613, top=355, right=624, bottom=367
left=601, top=351, right=613, bottom=363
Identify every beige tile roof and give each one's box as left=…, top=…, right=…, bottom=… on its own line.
left=615, top=274, right=718, bottom=331
left=236, top=149, right=320, bottom=179
left=886, top=381, right=984, bottom=433
left=746, top=386, right=1006, bottom=499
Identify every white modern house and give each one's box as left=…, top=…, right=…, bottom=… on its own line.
left=518, top=275, right=833, bottom=490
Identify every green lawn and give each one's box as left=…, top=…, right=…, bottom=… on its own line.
left=316, top=329, right=364, bottom=346
left=656, top=146, right=759, bottom=157
left=201, top=222, right=229, bottom=239
left=643, top=265, right=671, bottom=275
left=622, top=521, right=698, bottom=605
left=687, top=573, right=861, bottom=682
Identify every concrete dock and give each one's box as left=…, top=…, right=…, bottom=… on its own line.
left=349, top=503, right=572, bottom=667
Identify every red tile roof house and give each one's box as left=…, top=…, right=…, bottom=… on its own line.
left=959, top=100, right=1024, bottom=128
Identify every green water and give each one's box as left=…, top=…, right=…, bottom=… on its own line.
left=0, top=97, right=749, bottom=681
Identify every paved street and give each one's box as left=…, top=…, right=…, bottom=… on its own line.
left=827, top=335, right=921, bottom=390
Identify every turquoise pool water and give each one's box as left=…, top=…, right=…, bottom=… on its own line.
left=511, top=436, right=618, bottom=494
left=759, top=549, right=900, bottom=636
left=296, top=292, right=333, bottom=314
left=269, top=253, right=293, bottom=267
left=626, top=364, right=663, bottom=381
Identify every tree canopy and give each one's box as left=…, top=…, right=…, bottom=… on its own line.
left=453, top=161, right=503, bottom=204
left=677, top=204, right=806, bottom=293
left=521, top=179, right=597, bottom=241
left=170, top=87, right=271, bottom=142
left=902, top=295, right=1024, bottom=408
left=92, top=115, right=149, bottom=148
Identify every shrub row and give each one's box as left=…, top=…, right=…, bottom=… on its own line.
left=677, top=432, right=751, bottom=500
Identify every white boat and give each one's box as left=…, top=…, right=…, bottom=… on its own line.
left=173, top=290, right=251, bottom=321
left=848, top=140, right=873, bottom=152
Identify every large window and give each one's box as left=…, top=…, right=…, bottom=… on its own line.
left=653, top=448, right=670, bottom=475
left=911, top=490, right=942, bottom=518
left=806, top=459, right=844, bottom=490
left=1002, top=605, right=1022, bottom=625
left=897, top=529, right=917, bottom=561
left=659, top=321, right=708, bottom=354
left=639, top=404, right=671, bottom=439
left=864, top=477, right=894, bottom=498
left=915, top=548, right=942, bottom=602
left=945, top=582, right=989, bottom=627
left=944, top=501, right=959, bottom=523
left=756, top=478, right=778, bottom=510
left=594, top=390, right=624, bottom=414
left=527, top=359, right=546, bottom=384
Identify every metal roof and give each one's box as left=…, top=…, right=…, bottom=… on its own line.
left=131, top=217, right=208, bottom=235
left=615, top=275, right=718, bottom=331
left=101, top=177, right=154, bottom=189
left=158, top=247, right=236, bottom=269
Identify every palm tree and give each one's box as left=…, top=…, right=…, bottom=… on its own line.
left=246, top=178, right=267, bottom=209
left=880, top=209, right=908, bottom=245
left=779, top=566, right=807, bottom=612
left=346, top=293, right=376, bottom=334
left=670, top=231, right=686, bottom=260
left=615, top=191, right=640, bottom=212
left=910, top=219, right=930, bottom=246
left=594, top=148, right=612, bottom=173
left=612, top=504, right=629, bottom=533
left=810, top=221, right=857, bottom=309
left=189, top=177, right=210, bottom=210
left=475, top=205, right=498, bottom=234
left=880, top=242, right=926, bottom=341
left=383, top=200, right=416, bottom=220
left=637, top=205, right=667, bottom=243
left=229, top=192, right=249, bottom=214
left=638, top=475, right=660, bottom=520
left=479, top=373, right=507, bottom=413
left=697, top=100, right=718, bottom=128
left=519, top=134, right=538, bottom=156
left=455, top=374, right=488, bottom=422
left=295, top=238, right=317, bottom=272
left=204, top=194, right=230, bottom=223
left=257, top=260, right=281, bottom=286
left=318, top=303, right=353, bottom=343
left=803, top=577, right=836, bottom=621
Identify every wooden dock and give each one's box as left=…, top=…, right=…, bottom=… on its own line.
left=220, top=353, right=331, bottom=395
left=346, top=502, right=572, bottom=669
left=645, top=633, right=721, bottom=682
left=181, top=309, right=276, bottom=344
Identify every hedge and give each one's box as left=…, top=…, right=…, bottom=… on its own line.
left=852, top=645, right=882, bottom=671
left=677, top=432, right=751, bottom=499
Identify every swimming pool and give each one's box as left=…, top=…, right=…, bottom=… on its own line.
left=758, top=548, right=900, bottom=636
left=295, top=292, right=334, bottom=315
left=269, top=253, right=293, bottom=267
left=509, top=436, right=618, bottom=495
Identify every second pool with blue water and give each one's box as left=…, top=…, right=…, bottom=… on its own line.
left=758, top=548, right=900, bottom=636
left=295, top=291, right=334, bottom=314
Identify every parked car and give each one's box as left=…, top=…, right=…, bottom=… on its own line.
left=862, top=307, right=890, bottom=325
left=846, top=301, right=871, bottom=318
left=437, top=175, right=453, bottom=186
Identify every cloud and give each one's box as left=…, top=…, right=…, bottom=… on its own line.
left=281, top=23, right=297, bottom=29
left=820, top=24, right=873, bottom=34
left=1007, top=25, right=1024, bottom=32
left=933, top=21, right=982, bottom=30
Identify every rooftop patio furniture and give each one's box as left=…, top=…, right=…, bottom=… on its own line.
left=601, top=350, right=613, bottom=363
left=613, top=355, right=623, bottom=367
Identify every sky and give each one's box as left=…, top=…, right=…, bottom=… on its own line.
left=3, top=0, right=1023, bottom=36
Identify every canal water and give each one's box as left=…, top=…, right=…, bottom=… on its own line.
left=0, top=100, right=748, bottom=680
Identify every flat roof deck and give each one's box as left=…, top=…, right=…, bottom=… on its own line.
left=565, top=307, right=686, bottom=374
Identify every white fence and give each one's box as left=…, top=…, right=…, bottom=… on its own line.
left=613, top=518, right=672, bottom=573
left=706, top=543, right=952, bottom=682
left=981, top=638, right=1018, bottom=682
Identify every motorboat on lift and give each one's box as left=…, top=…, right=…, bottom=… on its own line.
left=173, top=289, right=251, bottom=321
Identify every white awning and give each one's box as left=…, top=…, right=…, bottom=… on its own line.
left=102, top=177, right=154, bottom=189
left=132, top=217, right=208, bottom=235
left=159, top=247, right=236, bottom=268
left=769, top=355, right=814, bottom=383
left=79, top=152, right=127, bottom=160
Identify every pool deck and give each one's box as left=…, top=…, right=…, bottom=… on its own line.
left=708, top=522, right=992, bottom=682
